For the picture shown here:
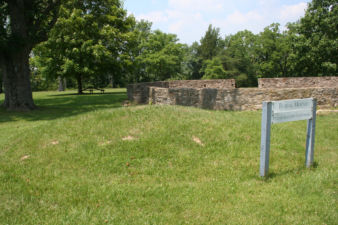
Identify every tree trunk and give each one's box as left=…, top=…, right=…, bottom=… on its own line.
left=108, top=75, right=113, bottom=87
left=0, top=48, right=35, bottom=110
left=58, top=76, right=64, bottom=91
left=0, top=74, right=3, bottom=94
left=64, top=78, right=67, bottom=90
left=77, top=74, right=83, bottom=94
left=111, top=75, right=113, bottom=88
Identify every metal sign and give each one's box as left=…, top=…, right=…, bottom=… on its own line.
left=272, top=99, right=313, bottom=124
left=260, top=98, right=317, bottom=177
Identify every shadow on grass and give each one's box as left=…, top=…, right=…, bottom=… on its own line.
left=257, top=161, right=319, bottom=182
left=47, top=92, right=127, bottom=97
left=0, top=92, right=128, bottom=123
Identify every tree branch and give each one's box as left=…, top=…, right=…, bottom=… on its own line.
left=42, top=0, right=62, bottom=17
left=31, top=0, right=62, bottom=36
left=31, top=0, right=62, bottom=47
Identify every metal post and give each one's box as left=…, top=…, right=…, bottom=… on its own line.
left=260, top=101, right=272, bottom=177
left=305, top=99, right=317, bottom=167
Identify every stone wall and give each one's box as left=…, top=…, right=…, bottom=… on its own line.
left=259, top=77, right=338, bottom=89
left=127, top=81, right=169, bottom=104
left=168, top=79, right=235, bottom=89
left=127, top=79, right=235, bottom=103
left=127, top=78, right=338, bottom=111
left=149, top=87, right=338, bottom=111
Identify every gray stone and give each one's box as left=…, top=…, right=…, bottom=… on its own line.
left=127, top=78, right=338, bottom=111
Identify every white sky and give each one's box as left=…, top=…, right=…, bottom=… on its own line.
left=123, top=0, right=309, bottom=45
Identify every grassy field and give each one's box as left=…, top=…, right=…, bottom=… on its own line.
left=0, top=89, right=337, bottom=224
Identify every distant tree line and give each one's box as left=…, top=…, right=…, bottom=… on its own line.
left=184, top=0, right=338, bottom=87
left=28, top=0, right=338, bottom=92
left=1, top=0, right=337, bottom=109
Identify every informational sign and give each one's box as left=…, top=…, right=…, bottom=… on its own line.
left=260, top=98, right=317, bottom=177
left=271, top=99, right=313, bottom=124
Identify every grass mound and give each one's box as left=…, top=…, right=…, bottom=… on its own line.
left=0, top=89, right=337, bottom=224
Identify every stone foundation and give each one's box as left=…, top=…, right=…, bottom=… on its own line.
left=168, top=79, right=235, bottom=89
left=127, top=78, right=338, bottom=111
left=148, top=87, right=338, bottom=111
left=127, top=81, right=169, bottom=104
left=127, top=79, right=235, bottom=104
left=259, top=77, right=338, bottom=89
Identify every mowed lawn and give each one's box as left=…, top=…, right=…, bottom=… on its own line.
left=0, top=89, right=337, bottom=224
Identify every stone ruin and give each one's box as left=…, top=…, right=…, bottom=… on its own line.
left=127, top=77, right=338, bottom=111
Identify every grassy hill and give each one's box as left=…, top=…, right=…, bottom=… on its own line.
left=0, top=89, right=337, bottom=224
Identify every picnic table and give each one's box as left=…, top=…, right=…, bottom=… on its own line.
left=82, top=86, right=105, bottom=94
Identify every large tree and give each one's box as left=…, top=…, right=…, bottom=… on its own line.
left=226, top=30, right=258, bottom=86
left=255, top=23, right=292, bottom=78
left=198, top=25, right=222, bottom=61
left=33, top=0, right=136, bottom=94
left=288, top=0, right=338, bottom=76
left=201, top=58, right=228, bottom=80
left=138, top=30, right=186, bottom=81
left=183, top=41, right=202, bottom=80
left=127, top=19, right=153, bottom=83
left=0, top=71, right=3, bottom=93
left=0, top=0, right=62, bottom=110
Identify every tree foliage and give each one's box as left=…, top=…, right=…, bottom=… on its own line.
left=0, top=0, right=62, bottom=53
left=33, top=0, right=136, bottom=93
left=137, top=30, right=186, bottom=81
left=182, top=41, right=202, bottom=80
left=126, top=19, right=153, bottom=83
left=226, top=30, right=258, bottom=86
left=201, top=58, right=227, bottom=80
left=289, top=0, right=338, bottom=76
left=198, top=25, right=222, bottom=60
left=255, top=23, right=292, bottom=78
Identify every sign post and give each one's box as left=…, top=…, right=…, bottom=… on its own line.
left=305, top=100, right=317, bottom=167
left=260, top=98, right=317, bottom=177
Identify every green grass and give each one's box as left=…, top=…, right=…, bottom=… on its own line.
left=0, top=89, right=337, bottom=224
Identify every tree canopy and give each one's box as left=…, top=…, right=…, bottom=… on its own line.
left=33, top=0, right=136, bottom=94
left=255, top=23, right=292, bottom=78
left=289, top=0, right=338, bottom=76
left=198, top=25, right=222, bottom=61
left=137, top=30, right=186, bottom=81
left=201, top=58, right=227, bottom=80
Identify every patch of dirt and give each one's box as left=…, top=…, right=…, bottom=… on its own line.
left=129, top=129, right=141, bottom=135
left=122, top=136, right=136, bottom=141
left=21, top=155, right=29, bottom=160
left=193, top=136, right=204, bottom=146
left=316, top=109, right=338, bottom=115
left=99, top=141, right=111, bottom=146
left=130, top=106, right=147, bottom=111
left=51, top=141, right=59, bottom=145
left=121, top=100, right=137, bottom=107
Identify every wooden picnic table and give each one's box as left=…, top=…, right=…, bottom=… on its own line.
left=82, top=86, right=105, bottom=94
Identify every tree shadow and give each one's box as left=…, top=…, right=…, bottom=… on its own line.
left=0, top=92, right=128, bottom=123
left=47, top=92, right=127, bottom=97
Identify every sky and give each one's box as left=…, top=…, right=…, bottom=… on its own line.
left=123, top=0, right=310, bottom=45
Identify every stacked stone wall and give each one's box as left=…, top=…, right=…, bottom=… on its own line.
left=148, top=87, right=338, bottom=111
left=127, top=79, right=235, bottom=103
left=127, top=81, right=169, bottom=104
left=259, top=77, right=338, bottom=89
left=127, top=78, right=338, bottom=111
left=168, top=79, right=235, bottom=89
